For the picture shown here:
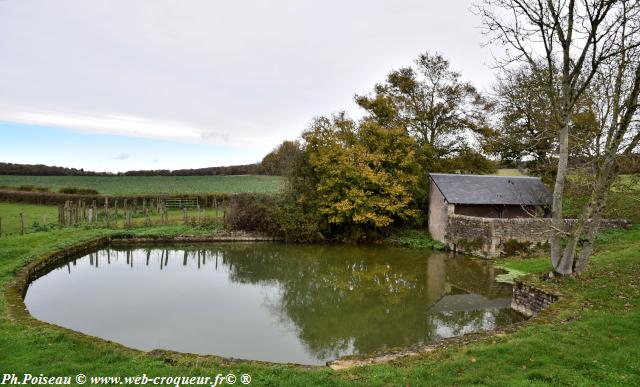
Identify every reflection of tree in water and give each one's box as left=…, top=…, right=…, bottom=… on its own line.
left=169, top=244, right=522, bottom=361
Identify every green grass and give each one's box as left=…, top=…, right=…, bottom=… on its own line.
left=0, top=203, right=58, bottom=236
left=0, top=224, right=639, bottom=385
left=0, top=202, right=224, bottom=237
left=0, top=175, right=284, bottom=195
left=494, top=168, right=524, bottom=176
left=564, top=174, right=640, bottom=222
left=385, top=229, right=445, bottom=249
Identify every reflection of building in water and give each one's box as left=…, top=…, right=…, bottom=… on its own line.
left=426, top=253, right=446, bottom=303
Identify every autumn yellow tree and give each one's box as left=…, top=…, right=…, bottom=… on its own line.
left=295, top=113, right=421, bottom=240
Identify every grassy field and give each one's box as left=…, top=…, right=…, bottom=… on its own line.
left=0, top=175, right=284, bottom=195
left=494, top=168, right=524, bottom=176
left=0, top=202, right=224, bottom=237
left=565, top=174, right=640, bottom=223
left=0, top=203, right=58, bottom=236
left=0, top=224, right=638, bottom=385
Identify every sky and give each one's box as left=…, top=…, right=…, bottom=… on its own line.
left=0, top=0, right=499, bottom=172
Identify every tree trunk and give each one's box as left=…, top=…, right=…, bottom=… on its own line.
left=574, top=159, right=617, bottom=274
left=551, top=117, right=571, bottom=274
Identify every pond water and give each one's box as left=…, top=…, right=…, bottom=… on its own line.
left=25, top=243, right=525, bottom=365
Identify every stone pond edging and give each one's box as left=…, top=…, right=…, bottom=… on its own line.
left=5, top=233, right=283, bottom=311
left=3, top=232, right=305, bottom=369
left=511, top=280, right=560, bottom=317
left=3, top=232, right=558, bottom=371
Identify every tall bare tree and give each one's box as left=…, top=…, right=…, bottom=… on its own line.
left=477, top=0, right=640, bottom=275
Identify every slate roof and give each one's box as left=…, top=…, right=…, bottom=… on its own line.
left=430, top=173, right=552, bottom=206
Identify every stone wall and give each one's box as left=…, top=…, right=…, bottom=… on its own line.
left=511, top=281, right=559, bottom=317
left=446, top=214, right=630, bottom=257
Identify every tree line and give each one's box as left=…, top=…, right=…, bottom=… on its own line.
left=0, top=162, right=265, bottom=176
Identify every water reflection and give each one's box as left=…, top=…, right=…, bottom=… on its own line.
left=25, top=243, right=524, bottom=365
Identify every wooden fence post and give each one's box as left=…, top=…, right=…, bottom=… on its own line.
left=145, top=208, right=151, bottom=226
left=63, top=201, right=68, bottom=226
left=162, top=202, right=168, bottom=224
left=183, top=207, right=188, bottom=224
left=105, top=197, right=110, bottom=228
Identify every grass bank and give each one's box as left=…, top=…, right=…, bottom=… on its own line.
left=0, top=226, right=638, bottom=385
left=0, top=175, right=284, bottom=196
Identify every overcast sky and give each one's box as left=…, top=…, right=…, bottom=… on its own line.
left=0, top=0, right=499, bottom=172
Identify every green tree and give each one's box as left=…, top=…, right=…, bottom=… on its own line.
left=291, top=114, right=422, bottom=240
left=355, top=52, right=493, bottom=171
left=261, top=140, right=303, bottom=176
left=483, top=64, right=599, bottom=179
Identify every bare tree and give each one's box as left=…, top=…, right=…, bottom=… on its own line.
left=477, top=0, right=640, bottom=275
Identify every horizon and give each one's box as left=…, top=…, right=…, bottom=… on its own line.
left=0, top=0, right=500, bottom=172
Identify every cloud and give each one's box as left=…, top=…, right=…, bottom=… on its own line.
left=0, top=107, right=204, bottom=141
left=0, top=0, right=497, bottom=164
left=112, top=153, right=130, bottom=161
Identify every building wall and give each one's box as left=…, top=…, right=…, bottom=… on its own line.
left=454, top=204, right=534, bottom=218
left=428, top=180, right=451, bottom=243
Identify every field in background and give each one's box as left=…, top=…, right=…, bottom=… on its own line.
left=494, top=168, right=524, bottom=176
left=0, top=175, right=284, bottom=195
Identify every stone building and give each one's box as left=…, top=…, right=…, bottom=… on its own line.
left=428, top=173, right=553, bottom=257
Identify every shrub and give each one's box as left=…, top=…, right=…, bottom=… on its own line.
left=223, top=193, right=322, bottom=242
left=30, top=222, right=54, bottom=232
left=59, top=187, right=100, bottom=195
left=17, top=185, right=49, bottom=192
left=386, top=229, right=445, bottom=249
left=224, top=193, right=282, bottom=235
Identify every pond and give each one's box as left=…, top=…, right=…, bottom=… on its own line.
left=24, top=243, right=525, bottom=365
